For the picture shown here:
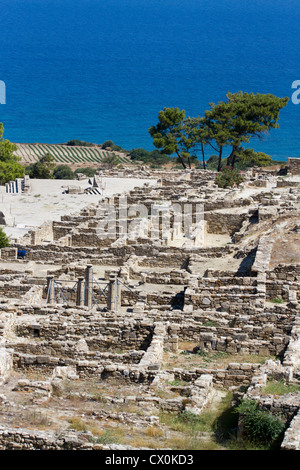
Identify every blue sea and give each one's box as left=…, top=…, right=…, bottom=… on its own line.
left=1, top=0, right=300, bottom=161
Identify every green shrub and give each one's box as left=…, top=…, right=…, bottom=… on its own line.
left=102, top=140, right=123, bottom=151
left=74, top=167, right=96, bottom=177
left=159, top=409, right=210, bottom=434
left=100, top=153, right=121, bottom=169
left=0, top=227, right=10, bottom=248
left=26, top=153, right=56, bottom=179
left=270, top=296, right=284, bottom=304
left=129, top=148, right=172, bottom=166
left=53, top=165, right=75, bottom=179
left=66, top=139, right=94, bottom=147
left=236, top=399, right=285, bottom=446
left=215, top=166, right=244, bottom=188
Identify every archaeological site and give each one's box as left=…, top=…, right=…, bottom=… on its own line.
left=0, top=160, right=300, bottom=451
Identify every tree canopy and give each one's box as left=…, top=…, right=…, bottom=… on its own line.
left=129, top=148, right=172, bottom=166
left=234, top=147, right=272, bottom=169
left=0, top=123, right=24, bottom=184
left=26, top=153, right=56, bottom=179
left=149, top=92, right=288, bottom=171
left=66, top=139, right=94, bottom=147
left=149, top=107, right=198, bottom=169
left=204, top=92, right=288, bottom=170
left=74, top=167, right=96, bottom=177
left=206, top=148, right=272, bottom=171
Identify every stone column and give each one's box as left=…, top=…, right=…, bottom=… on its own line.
left=107, top=275, right=121, bottom=312
left=46, top=276, right=55, bottom=305
left=84, top=264, right=93, bottom=307
left=31, top=231, right=36, bottom=245
left=76, top=276, right=85, bottom=307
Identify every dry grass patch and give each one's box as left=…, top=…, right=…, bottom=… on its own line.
left=163, top=342, right=273, bottom=370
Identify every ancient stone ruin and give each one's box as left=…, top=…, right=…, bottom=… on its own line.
left=0, top=166, right=299, bottom=450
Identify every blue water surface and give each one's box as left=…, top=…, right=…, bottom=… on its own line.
left=1, top=0, right=300, bottom=161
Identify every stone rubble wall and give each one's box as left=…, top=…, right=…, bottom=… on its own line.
left=281, top=410, right=300, bottom=450
left=0, top=426, right=149, bottom=450
left=139, top=322, right=165, bottom=370
left=28, top=220, right=53, bottom=245
left=252, top=235, right=274, bottom=274
left=14, top=314, right=154, bottom=353
left=205, top=211, right=247, bottom=236
left=288, top=157, right=300, bottom=175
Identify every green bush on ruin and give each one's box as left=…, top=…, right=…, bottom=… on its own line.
left=215, top=166, right=244, bottom=188
left=235, top=399, right=285, bottom=447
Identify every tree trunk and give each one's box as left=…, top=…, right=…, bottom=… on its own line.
left=176, top=151, right=187, bottom=169
left=217, top=145, right=223, bottom=172
left=201, top=143, right=206, bottom=170
left=231, top=151, right=237, bottom=169
left=227, top=145, right=238, bottom=168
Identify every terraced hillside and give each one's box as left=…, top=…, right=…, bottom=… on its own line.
left=15, top=143, right=132, bottom=167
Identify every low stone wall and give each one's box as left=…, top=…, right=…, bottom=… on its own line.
left=184, top=287, right=265, bottom=313
left=252, top=235, right=274, bottom=273
left=169, top=363, right=260, bottom=390
left=288, top=157, right=300, bottom=175
left=171, top=306, right=294, bottom=357
left=281, top=410, right=300, bottom=450
left=265, top=265, right=300, bottom=301
left=0, top=248, right=17, bottom=260
left=198, top=276, right=257, bottom=288
left=11, top=341, right=144, bottom=364
left=15, top=316, right=154, bottom=353
left=205, top=212, right=246, bottom=236
left=139, top=322, right=165, bottom=370
left=266, top=279, right=300, bottom=302
left=283, top=324, right=300, bottom=368
left=29, top=220, right=53, bottom=245
left=276, top=180, right=300, bottom=188
left=0, top=283, right=32, bottom=298
left=0, top=426, right=120, bottom=450
left=268, top=264, right=300, bottom=282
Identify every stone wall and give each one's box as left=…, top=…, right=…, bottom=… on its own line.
left=170, top=363, right=261, bottom=390
left=288, top=157, right=300, bottom=175
left=266, top=265, right=300, bottom=301
left=205, top=212, right=246, bottom=236
left=29, top=221, right=53, bottom=245
left=268, top=264, right=300, bottom=282
left=0, top=426, right=117, bottom=450
left=0, top=248, right=17, bottom=260
left=13, top=310, right=154, bottom=353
